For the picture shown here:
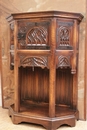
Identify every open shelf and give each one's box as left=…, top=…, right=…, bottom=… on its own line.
left=10, top=101, right=77, bottom=118
left=9, top=103, right=78, bottom=129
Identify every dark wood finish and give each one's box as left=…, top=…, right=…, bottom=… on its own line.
left=7, top=11, right=83, bottom=129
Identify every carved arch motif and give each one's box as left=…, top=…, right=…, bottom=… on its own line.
left=26, top=26, right=48, bottom=45
left=19, top=56, right=48, bottom=69
left=58, top=55, right=70, bottom=68
left=58, top=26, right=70, bottom=47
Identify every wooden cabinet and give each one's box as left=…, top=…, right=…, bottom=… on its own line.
left=7, top=11, right=83, bottom=130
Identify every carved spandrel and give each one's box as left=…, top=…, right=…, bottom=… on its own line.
left=57, top=55, right=71, bottom=69
left=56, top=49, right=77, bottom=74
left=19, top=55, right=48, bottom=69
left=57, top=53, right=76, bottom=74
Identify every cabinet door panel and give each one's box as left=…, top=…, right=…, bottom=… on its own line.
left=17, top=20, right=51, bottom=49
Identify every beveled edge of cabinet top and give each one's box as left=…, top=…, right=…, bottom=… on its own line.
left=6, top=10, right=84, bottom=23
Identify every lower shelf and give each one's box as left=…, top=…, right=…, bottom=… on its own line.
left=9, top=103, right=79, bottom=130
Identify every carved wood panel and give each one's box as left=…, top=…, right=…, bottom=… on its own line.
left=26, top=26, right=47, bottom=45
left=59, top=26, right=70, bottom=46
left=57, top=20, right=73, bottom=50
left=57, top=55, right=71, bottom=69
left=56, top=50, right=73, bottom=73
left=10, top=22, right=14, bottom=70
left=19, top=55, right=49, bottom=69
left=17, top=20, right=50, bottom=49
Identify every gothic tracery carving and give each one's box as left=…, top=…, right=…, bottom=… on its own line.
left=58, top=55, right=70, bottom=68
left=19, top=56, right=48, bottom=69
left=26, top=27, right=48, bottom=45
left=57, top=26, right=72, bottom=49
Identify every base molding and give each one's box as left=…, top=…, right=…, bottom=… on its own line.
left=9, top=105, right=79, bottom=130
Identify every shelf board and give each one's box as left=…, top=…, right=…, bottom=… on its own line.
left=11, top=101, right=76, bottom=118
left=9, top=104, right=78, bottom=129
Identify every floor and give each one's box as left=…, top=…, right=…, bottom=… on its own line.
left=0, top=107, right=87, bottom=130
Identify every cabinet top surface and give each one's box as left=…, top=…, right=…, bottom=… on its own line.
left=6, top=10, right=83, bottom=22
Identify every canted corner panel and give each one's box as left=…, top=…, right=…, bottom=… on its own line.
left=10, top=22, right=14, bottom=47
left=19, top=55, right=49, bottom=69
left=10, top=22, right=14, bottom=70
